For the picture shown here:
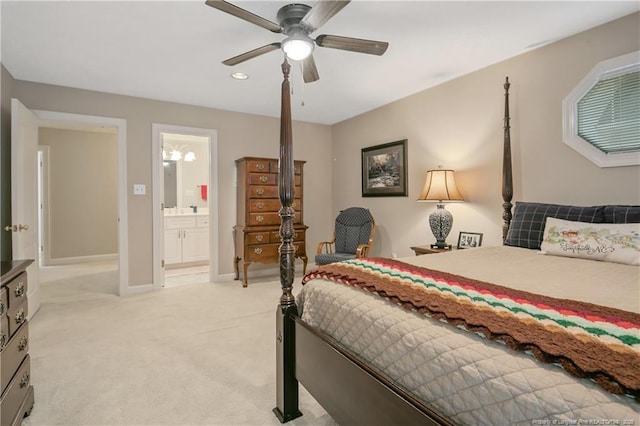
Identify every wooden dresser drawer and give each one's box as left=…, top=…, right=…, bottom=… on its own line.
left=0, top=315, right=8, bottom=350
left=246, top=232, right=270, bottom=245
left=249, top=213, right=281, bottom=226
left=1, top=323, right=28, bottom=394
left=7, top=300, right=27, bottom=340
left=246, top=244, right=279, bottom=261
left=249, top=185, right=278, bottom=198
left=249, top=199, right=301, bottom=213
left=245, top=243, right=304, bottom=261
left=0, top=355, right=30, bottom=426
left=7, top=273, right=27, bottom=311
left=250, top=199, right=280, bottom=212
left=0, top=287, right=7, bottom=317
left=246, top=159, right=271, bottom=173
left=270, top=229, right=305, bottom=243
left=249, top=172, right=277, bottom=185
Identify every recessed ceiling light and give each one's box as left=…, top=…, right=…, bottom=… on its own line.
left=231, top=72, right=249, bottom=80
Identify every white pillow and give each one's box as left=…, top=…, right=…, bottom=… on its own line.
left=540, top=217, right=640, bottom=266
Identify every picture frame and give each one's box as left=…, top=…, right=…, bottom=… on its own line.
left=361, top=139, right=408, bottom=197
left=457, top=232, right=483, bottom=249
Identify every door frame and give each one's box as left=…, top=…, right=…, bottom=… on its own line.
left=33, top=109, right=129, bottom=295
left=152, top=123, right=219, bottom=289
left=37, top=146, right=50, bottom=267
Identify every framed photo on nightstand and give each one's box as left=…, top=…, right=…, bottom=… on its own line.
left=457, top=232, right=483, bottom=249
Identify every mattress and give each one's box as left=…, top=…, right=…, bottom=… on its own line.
left=298, top=246, right=639, bottom=425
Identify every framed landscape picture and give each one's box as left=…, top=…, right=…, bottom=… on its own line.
left=361, top=139, right=408, bottom=197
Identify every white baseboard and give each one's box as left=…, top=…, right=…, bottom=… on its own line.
left=46, top=253, right=118, bottom=266
left=121, top=283, right=153, bottom=296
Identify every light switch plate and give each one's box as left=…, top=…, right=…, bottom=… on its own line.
left=133, top=184, right=146, bottom=195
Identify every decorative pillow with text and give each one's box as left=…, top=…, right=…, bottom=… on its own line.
left=540, top=217, right=640, bottom=266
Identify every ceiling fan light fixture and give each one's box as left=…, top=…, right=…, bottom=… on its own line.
left=282, top=32, right=314, bottom=61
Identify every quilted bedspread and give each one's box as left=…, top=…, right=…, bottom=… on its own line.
left=300, top=253, right=640, bottom=424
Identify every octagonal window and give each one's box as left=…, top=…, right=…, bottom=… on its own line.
left=563, top=51, right=640, bottom=167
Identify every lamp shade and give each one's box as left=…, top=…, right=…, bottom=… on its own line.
left=417, top=169, right=464, bottom=202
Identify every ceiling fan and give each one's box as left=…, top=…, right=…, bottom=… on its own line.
left=205, top=0, right=389, bottom=83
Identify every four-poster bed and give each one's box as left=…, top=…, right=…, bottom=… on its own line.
left=273, top=69, right=639, bottom=424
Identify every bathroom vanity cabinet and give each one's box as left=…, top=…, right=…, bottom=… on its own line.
left=164, top=214, right=209, bottom=266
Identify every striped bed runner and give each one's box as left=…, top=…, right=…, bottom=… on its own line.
left=302, top=257, right=640, bottom=398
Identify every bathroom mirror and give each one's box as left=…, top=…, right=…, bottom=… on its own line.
left=162, top=133, right=209, bottom=211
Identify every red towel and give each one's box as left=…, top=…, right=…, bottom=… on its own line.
left=200, top=185, right=207, bottom=200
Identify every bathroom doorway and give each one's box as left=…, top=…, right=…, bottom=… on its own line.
left=152, top=124, right=218, bottom=288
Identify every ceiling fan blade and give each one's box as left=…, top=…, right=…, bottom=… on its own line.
left=302, top=55, right=319, bottom=83
left=205, top=0, right=282, bottom=33
left=315, top=34, right=388, bottom=56
left=300, top=0, right=350, bottom=31
left=222, top=43, right=281, bottom=66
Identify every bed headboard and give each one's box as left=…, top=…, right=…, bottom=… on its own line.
left=502, top=77, right=513, bottom=242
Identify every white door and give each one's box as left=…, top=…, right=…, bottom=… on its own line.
left=11, top=99, right=41, bottom=318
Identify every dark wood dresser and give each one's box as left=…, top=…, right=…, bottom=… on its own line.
left=234, top=157, right=308, bottom=286
left=0, top=260, right=34, bottom=425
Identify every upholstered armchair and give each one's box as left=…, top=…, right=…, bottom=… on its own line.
left=315, top=207, right=376, bottom=266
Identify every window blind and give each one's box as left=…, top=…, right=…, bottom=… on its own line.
left=577, top=71, right=640, bottom=154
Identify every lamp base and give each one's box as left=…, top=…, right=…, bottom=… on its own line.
left=430, top=243, right=452, bottom=250
left=429, top=203, right=453, bottom=249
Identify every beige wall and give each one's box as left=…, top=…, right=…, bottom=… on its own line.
left=7, top=12, right=639, bottom=283
left=12, top=82, right=333, bottom=286
left=39, top=127, right=118, bottom=261
left=331, top=12, right=640, bottom=257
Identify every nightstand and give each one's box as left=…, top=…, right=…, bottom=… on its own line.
left=410, top=245, right=455, bottom=256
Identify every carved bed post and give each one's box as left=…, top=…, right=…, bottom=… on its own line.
left=273, top=58, right=302, bottom=423
left=502, top=77, right=513, bottom=242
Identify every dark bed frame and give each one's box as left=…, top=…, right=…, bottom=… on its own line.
left=272, top=59, right=514, bottom=425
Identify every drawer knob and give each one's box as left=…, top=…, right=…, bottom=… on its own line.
left=15, top=282, right=25, bottom=297
left=256, top=188, right=264, bottom=195
left=256, top=215, right=264, bottom=223
left=20, top=373, right=30, bottom=389
left=15, top=308, right=25, bottom=325
left=18, top=336, right=28, bottom=351
left=254, top=248, right=263, bottom=255
left=260, top=176, right=268, bottom=183
left=257, top=164, right=265, bottom=171
left=256, top=202, right=264, bottom=209
left=256, top=235, right=264, bottom=242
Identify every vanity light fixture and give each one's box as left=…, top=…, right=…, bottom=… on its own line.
left=163, top=144, right=196, bottom=162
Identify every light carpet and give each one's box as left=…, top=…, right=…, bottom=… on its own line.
left=22, top=262, right=336, bottom=426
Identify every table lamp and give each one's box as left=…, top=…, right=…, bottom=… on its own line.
left=417, top=168, right=464, bottom=249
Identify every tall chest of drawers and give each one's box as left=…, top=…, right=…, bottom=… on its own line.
left=0, top=260, right=34, bottom=425
left=234, top=157, right=308, bottom=286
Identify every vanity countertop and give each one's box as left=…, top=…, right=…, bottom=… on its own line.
left=164, top=212, right=208, bottom=217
